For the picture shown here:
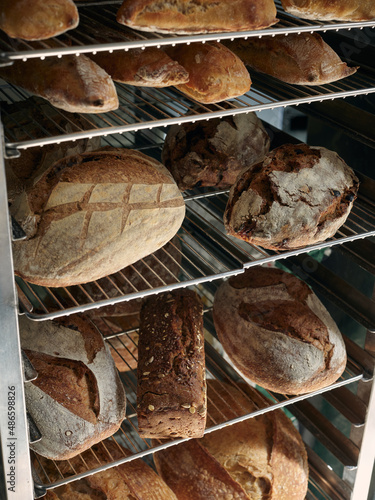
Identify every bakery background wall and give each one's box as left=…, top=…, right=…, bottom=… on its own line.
left=0, top=1, right=375, bottom=498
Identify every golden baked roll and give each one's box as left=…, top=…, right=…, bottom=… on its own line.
left=281, top=0, right=375, bottom=21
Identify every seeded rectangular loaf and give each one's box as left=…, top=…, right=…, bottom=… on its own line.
left=137, top=289, right=206, bottom=438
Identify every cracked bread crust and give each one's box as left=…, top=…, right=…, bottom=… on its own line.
left=137, top=289, right=206, bottom=438
left=280, top=0, right=375, bottom=21
left=213, top=267, right=347, bottom=395
left=224, top=143, right=359, bottom=250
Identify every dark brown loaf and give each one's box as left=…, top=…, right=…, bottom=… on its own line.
left=0, top=0, right=78, bottom=40
left=11, top=147, right=185, bottom=287
left=116, top=0, right=278, bottom=34
left=164, top=42, right=251, bottom=104
left=137, top=289, right=206, bottom=438
left=154, top=380, right=308, bottom=499
left=0, top=55, right=119, bottom=114
left=281, top=0, right=375, bottom=21
left=20, top=315, right=126, bottom=460
left=225, top=33, right=357, bottom=86
left=213, top=267, right=347, bottom=395
left=162, top=114, right=270, bottom=190
left=224, top=143, right=359, bottom=250
left=38, top=440, right=178, bottom=499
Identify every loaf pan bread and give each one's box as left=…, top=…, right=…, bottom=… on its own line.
left=281, top=0, right=375, bottom=21
left=224, top=143, right=359, bottom=250
left=11, top=147, right=185, bottom=287
left=213, top=266, right=347, bottom=395
left=20, top=315, right=126, bottom=460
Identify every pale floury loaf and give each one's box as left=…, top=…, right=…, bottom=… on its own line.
left=213, top=267, right=347, bottom=395
left=11, top=148, right=185, bottom=287
left=20, top=315, right=126, bottom=460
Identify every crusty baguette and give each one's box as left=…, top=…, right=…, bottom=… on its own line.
left=0, top=0, right=79, bottom=40
left=225, top=32, right=358, bottom=85
left=137, top=290, right=206, bottom=438
left=213, top=267, right=347, bottom=395
left=164, top=42, right=251, bottom=104
left=0, top=55, right=119, bottom=114
left=117, top=0, right=278, bottom=34
left=20, top=315, right=126, bottom=460
left=11, top=147, right=185, bottom=287
left=281, top=0, right=375, bottom=21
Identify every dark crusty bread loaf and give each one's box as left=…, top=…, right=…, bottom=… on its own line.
left=224, top=33, right=357, bottom=86
left=11, top=147, right=185, bottom=287
left=0, top=0, right=78, bottom=40
left=164, top=42, right=251, bottom=104
left=37, top=440, right=178, bottom=499
left=0, top=55, right=118, bottom=114
left=20, top=315, right=126, bottom=460
left=154, top=380, right=308, bottom=499
left=224, top=143, right=359, bottom=250
left=281, top=0, right=375, bottom=21
left=162, top=114, right=270, bottom=190
left=137, top=289, right=206, bottom=438
left=213, top=267, right=347, bottom=395
left=117, top=0, right=278, bottom=34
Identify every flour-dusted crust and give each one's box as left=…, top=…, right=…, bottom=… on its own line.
left=20, top=315, right=126, bottom=460
left=0, top=0, right=79, bottom=40
left=137, top=289, right=206, bottom=438
left=213, top=267, right=347, bottom=395
left=225, top=33, right=358, bottom=86
left=162, top=114, right=270, bottom=190
left=281, top=0, right=375, bottom=21
left=224, top=143, right=359, bottom=250
left=116, top=0, right=278, bottom=34
left=11, top=148, right=185, bottom=287
left=0, top=55, right=118, bottom=114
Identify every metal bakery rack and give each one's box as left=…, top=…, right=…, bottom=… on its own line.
left=0, top=1, right=374, bottom=498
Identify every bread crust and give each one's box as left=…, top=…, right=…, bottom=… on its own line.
left=117, top=0, right=278, bottom=34
left=281, top=0, right=375, bottom=21
left=225, top=33, right=357, bottom=86
left=224, top=143, right=359, bottom=250
left=212, top=267, right=347, bottom=395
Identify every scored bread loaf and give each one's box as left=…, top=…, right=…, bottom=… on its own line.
left=20, top=315, right=126, bottom=460
left=224, top=32, right=358, bottom=86
left=224, top=143, right=359, bottom=250
left=162, top=114, right=270, bottom=190
left=11, top=147, right=185, bottom=287
left=213, top=266, right=347, bottom=395
left=37, top=440, right=178, bottom=499
left=0, top=0, right=78, bottom=40
left=137, top=289, right=206, bottom=439
left=281, top=0, right=375, bottom=21
left=154, top=380, right=308, bottom=499
left=0, top=55, right=119, bottom=114
left=164, top=42, right=251, bottom=104
left=116, top=0, right=278, bottom=34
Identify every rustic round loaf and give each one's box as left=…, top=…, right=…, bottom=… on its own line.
left=162, top=114, right=270, bottom=190
left=11, top=148, right=185, bottom=287
left=224, top=143, right=359, bottom=250
left=154, top=380, right=308, bottom=499
left=20, top=314, right=126, bottom=460
left=212, top=266, right=347, bottom=395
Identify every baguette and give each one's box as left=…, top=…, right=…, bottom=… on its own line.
left=225, top=32, right=358, bottom=86
left=0, top=55, right=119, bottom=114
left=0, top=0, right=78, bottom=40
left=281, top=0, right=375, bottom=21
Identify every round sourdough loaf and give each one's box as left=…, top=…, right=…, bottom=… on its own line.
left=162, top=114, right=270, bottom=190
left=11, top=148, right=185, bottom=287
left=154, top=380, right=308, bottom=499
left=20, top=314, right=126, bottom=460
left=224, top=143, right=359, bottom=250
left=212, top=267, right=347, bottom=395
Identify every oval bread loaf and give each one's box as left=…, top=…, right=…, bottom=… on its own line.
left=11, top=148, right=185, bottom=287
left=224, top=143, right=359, bottom=250
left=213, top=266, right=347, bottom=395
left=281, top=0, right=375, bottom=21
left=20, top=315, right=126, bottom=460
